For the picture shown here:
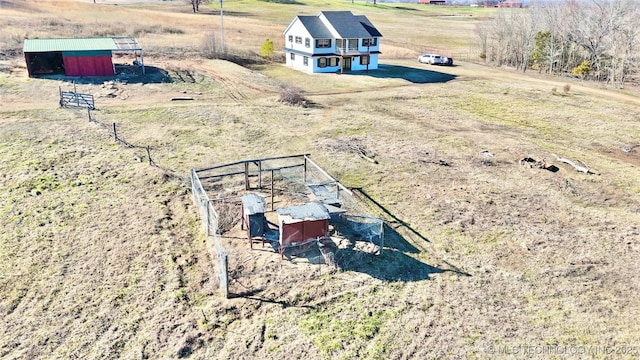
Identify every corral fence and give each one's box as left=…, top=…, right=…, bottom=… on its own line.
left=190, top=154, right=384, bottom=298
left=191, top=168, right=229, bottom=297
left=59, top=85, right=95, bottom=110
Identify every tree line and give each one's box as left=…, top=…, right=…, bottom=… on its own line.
left=476, top=0, right=640, bottom=86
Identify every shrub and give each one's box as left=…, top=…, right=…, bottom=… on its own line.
left=201, top=32, right=220, bottom=59
left=260, top=38, right=274, bottom=58
left=279, top=85, right=307, bottom=106
left=572, top=60, right=590, bottom=78
left=563, top=84, right=571, bottom=93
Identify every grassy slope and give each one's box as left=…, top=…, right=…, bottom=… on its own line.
left=1, top=0, right=640, bottom=359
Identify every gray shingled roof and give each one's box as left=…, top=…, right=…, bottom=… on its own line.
left=320, top=11, right=382, bottom=38
left=298, top=16, right=334, bottom=39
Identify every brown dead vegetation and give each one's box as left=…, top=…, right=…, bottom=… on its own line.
left=1, top=1, right=640, bottom=359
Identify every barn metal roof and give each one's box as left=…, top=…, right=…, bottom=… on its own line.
left=23, top=37, right=141, bottom=53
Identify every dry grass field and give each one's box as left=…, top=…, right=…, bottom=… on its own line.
left=1, top=0, right=640, bottom=359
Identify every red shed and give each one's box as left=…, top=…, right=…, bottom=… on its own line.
left=23, top=37, right=143, bottom=77
left=276, top=202, right=330, bottom=258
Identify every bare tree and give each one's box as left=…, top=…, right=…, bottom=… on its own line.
left=477, top=0, right=640, bottom=85
left=189, top=0, right=209, bottom=13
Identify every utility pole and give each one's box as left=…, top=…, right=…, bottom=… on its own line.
left=219, top=0, right=225, bottom=51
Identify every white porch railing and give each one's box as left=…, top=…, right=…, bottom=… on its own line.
left=335, top=47, right=364, bottom=55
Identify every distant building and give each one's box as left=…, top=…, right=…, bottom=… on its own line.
left=419, top=0, right=446, bottom=4
left=496, top=0, right=522, bottom=8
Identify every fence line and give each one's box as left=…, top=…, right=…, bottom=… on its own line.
left=191, top=168, right=229, bottom=297
left=85, top=108, right=163, bottom=169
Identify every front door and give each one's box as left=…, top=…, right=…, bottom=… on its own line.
left=343, top=57, right=351, bottom=71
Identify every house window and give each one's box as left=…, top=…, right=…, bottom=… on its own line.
left=318, top=57, right=326, bottom=68
left=361, top=55, right=370, bottom=65
left=290, top=53, right=295, bottom=60
left=288, top=35, right=293, bottom=42
left=329, top=57, right=338, bottom=67
left=362, top=38, right=377, bottom=47
left=305, top=38, right=310, bottom=48
left=295, top=36, right=302, bottom=44
left=316, top=39, right=331, bottom=48
left=303, top=56, right=308, bottom=66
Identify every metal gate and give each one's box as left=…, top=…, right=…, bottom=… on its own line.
left=59, top=87, right=95, bottom=110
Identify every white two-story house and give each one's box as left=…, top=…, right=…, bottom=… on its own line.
left=283, top=11, right=382, bottom=74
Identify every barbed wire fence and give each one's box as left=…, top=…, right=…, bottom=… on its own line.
left=82, top=106, right=183, bottom=182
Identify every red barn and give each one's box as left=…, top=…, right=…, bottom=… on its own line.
left=23, top=37, right=143, bottom=77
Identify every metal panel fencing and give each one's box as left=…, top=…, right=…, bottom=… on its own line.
left=190, top=168, right=228, bottom=297
left=190, top=155, right=386, bottom=298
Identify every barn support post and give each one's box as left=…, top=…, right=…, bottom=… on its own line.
left=73, top=82, right=79, bottom=107
left=140, top=51, right=145, bottom=75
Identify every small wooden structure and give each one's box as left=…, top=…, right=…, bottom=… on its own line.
left=276, top=202, right=330, bottom=259
left=241, top=193, right=268, bottom=248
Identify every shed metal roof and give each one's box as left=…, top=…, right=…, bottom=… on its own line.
left=23, top=37, right=141, bottom=53
left=277, top=202, right=330, bottom=222
left=242, top=194, right=266, bottom=215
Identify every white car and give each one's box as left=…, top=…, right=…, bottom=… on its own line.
left=418, top=53, right=452, bottom=65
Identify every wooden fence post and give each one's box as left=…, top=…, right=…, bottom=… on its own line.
left=146, top=145, right=152, bottom=166
left=113, top=123, right=117, bottom=142
left=244, top=161, right=249, bottom=190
